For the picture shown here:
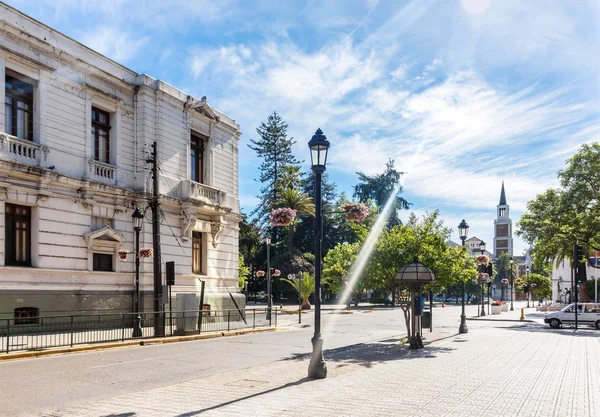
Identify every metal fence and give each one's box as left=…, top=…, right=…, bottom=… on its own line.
left=0, top=308, right=278, bottom=354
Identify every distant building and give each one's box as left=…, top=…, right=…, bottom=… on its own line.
left=493, top=181, right=513, bottom=256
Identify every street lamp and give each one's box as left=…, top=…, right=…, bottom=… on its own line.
left=458, top=219, right=469, bottom=334
left=509, top=256, right=515, bottom=311
left=479, top=241, right=486, bottom=317
left=132, top=207, right=144, bottom=338
left=266, top=234, right=272, bottom=323
left=526, top=265, right=531, bottom=308
left=307, top=128, right=329, bottom=379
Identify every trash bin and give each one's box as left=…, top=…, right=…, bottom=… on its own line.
left=421, top=310, right=432, bottom=329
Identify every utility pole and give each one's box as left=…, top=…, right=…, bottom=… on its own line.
left=147, top=141, right=164, bottom=336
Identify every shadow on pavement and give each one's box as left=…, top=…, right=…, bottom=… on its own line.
left=101, top=414, right=136, bottom=417
left=504, top=323, right=600, bottom=337
left=283, top=341, right=455, bottom=368
left=175, top=377, right=313, bottom=416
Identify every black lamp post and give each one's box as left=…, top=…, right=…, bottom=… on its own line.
left=132, top=207, right=144, bottom=338
left=308, top=128, right=329, bottom=379
left=526, top=265, right=531, bottom=308
left=479, top=241, right=486, bottom=317
left=509, top=256, right=515, bottom=311
left=458, top=219, right=469, bottom=334
left=266, top=234, right=272, bottom=323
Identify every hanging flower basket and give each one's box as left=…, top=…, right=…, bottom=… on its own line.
left=478, top=273, right=489, bottom=281
left=476, top=255, right=490, bottom=265
left=273, top=269, right=281, bottom=277
left=139, top=248, right=154, bottom=258
left=521, top=284, right=528, bottom=289
left=515, top=278, right=522, bottom=284
left=116, top=249, right=130, bottom=261
left=256, top=270, right=265, bottom=277
left=501, top=278, right=509, bottom=285
left=269, top=208, right=297, bottom=227
left=343, top=203, right=369, bottom=223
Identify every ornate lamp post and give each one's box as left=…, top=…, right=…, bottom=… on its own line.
left=266, top=234, right=272, bottom=323
left=132, top=207, right=144, bottom=338
left=396, top=258, right=436, bottom=349
left=509, top=256, right=515, bottom=311
left=479, top=241, right=487, bottom=317
left=458, top=219, right=469, bottom=334
left=307, top=128, right=329, bottom=379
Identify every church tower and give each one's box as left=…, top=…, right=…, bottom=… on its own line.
left=494, top=181, right=513, bottom=256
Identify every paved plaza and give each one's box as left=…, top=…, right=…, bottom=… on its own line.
left=1, top=304, right=596, bottom=417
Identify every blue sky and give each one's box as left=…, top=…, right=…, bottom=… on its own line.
left=7, top=0, right=600, bottom=255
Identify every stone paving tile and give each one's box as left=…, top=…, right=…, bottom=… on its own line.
left=44, top=323, right=600, bottom=417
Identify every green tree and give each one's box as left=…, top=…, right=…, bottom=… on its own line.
left=238, top=255, right=250, bottom=291
left=518, top=143, right=600, bottom=269
left=364, top=211, right=478, bottom=338
left=281, top=272, right=315, bottom=309
left=248, top=112, right=300, bottom=227
left=354, top=159, right=410, bottom=227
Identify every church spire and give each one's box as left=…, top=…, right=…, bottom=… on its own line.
left=499, top=181, right=507, bottom=206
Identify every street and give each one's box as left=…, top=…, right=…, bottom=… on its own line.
left=2, top=303, right=588, bottom=416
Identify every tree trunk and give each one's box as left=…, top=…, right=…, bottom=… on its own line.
left=400, top=304, right=411, bottom=340
left=302, top=299, right=311, bottom=310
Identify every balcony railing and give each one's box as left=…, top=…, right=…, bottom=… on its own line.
left=0, top=133, right=49, bottom=167
left=88, top=159, right=117, bottom=184
left=181, top=180, right=225, bottom=206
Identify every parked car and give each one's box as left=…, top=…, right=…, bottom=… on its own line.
left=544, top=303, right=600, bottom=329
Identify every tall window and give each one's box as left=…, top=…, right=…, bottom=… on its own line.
left=192, top=231, right=203, bottom=274
left=5, top=204, right=31, bottom=266
left=5, top=71, right=34, bottom=141
left=93, top=253, right=113, bottom=271
left=92, top=107, right=111, bottom=164
left=190, top=132, right=206, bottom=184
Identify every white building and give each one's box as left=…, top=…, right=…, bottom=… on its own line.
left=0, top=4, right=243, bottom=320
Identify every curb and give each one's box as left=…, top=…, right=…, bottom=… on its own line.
left=0, top=327, right=280, bottom=361
left=466, top=318, right=535, bottom=323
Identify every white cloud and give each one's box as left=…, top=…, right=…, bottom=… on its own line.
left=79, top=26, right=148, bottom=62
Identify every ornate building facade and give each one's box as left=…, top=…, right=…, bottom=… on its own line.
left=0, top=4, right=242, bottom=319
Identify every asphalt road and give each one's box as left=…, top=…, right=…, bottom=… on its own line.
left=1, top=304, right=486, bottom=417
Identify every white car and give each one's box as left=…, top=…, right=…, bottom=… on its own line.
left=544, top=303, right=600, bottom=329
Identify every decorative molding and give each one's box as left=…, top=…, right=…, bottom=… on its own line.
left=210, top=222, right=226, bottom=248
left=82, top=226, right=125, bottom=250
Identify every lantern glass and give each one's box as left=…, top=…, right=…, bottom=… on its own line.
left=509, top=256, right=514, bottom=265
left=479, top=241, right=486, bottom=252
left=266, top=235, right=271, bottom=245
left=458, top=219, right=469, bottom=240
left=308, top=128, right=330, bottom=170
left=132, top=207, right=144, bottom=230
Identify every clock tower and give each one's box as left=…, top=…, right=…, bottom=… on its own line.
left=493, top=181, right=513, bottom=256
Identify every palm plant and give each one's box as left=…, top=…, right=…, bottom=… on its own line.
left=273, top=187, right=315, bottom=253
left=281, top=271, right=315, bottom=309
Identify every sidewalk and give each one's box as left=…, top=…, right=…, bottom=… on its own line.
left=45, top=322, right=600, bottom=417
left=467, top=302, right=545, bottom=323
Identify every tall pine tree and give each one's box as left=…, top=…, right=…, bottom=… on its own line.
left=248, top=112, right=300, bottom=227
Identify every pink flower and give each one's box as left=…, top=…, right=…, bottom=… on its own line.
left=476, top=255, right=490, bottom=265
left=256, top=270, right=265, bottom=277
left=273, top=269, right=281, bottom=277
left=269, top=208, right=297, bottom=227
left=343, top=203, right=369, bottom=223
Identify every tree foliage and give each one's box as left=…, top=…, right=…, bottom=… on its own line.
left=248, top=112, right=300, bottom=227
left=518, top=143, right=600, bottom=269
left=354, top=159, right=410, bottom=227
